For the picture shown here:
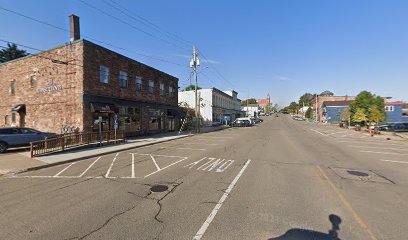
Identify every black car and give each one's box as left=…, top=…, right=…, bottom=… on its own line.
left=231, top=119, right=251, bottom=127
left=0, top=127, right=56, bottom=153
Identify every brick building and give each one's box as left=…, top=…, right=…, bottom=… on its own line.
left=0, top=15, right=179, bottom=136
left=313, top=95, right=356, bottom=122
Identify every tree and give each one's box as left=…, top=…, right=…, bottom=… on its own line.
left=369, top=106, right=386, bottom=125
left=287, top=101, right=299, bottom=114
left=240, top=98, right=257, bottom=106
left=352, top=108, right=368, bottom=124
left=403, top=103, right=408, bottom=109
left=341, top=108, right=351, bottom=122
left=349, top=91, right=385, bottom=122
left=264, top=104, right=272, bottom=114
left=319, top=90, right=334, bottom=96
left=0, top=43, right=28, bottom=63
left=183, top=84, right=201, bottom=91
left=305, top=107, right=313, bottom=119
left=299, top=93, right=314, bottom=107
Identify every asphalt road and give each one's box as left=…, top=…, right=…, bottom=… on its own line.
left=1, top=115, right=408, bottom=240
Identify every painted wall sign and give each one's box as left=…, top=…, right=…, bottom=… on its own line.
left=37, top=85, right=63, bottom=93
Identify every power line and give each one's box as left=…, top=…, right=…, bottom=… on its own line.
left=77, top=0, right=190, bottom=52
left=0, top=5, right=188, bottom=68
left=107, top=0, right=193, bottom=47
left=197, top=49, right=235, bottom=88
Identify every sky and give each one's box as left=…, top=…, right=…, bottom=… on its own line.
left=1, top=0, right=407, bottom=107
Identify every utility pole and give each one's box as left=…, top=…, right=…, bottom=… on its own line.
left=315, top=94, right=318, bottom=123
left=191, top=46, right=200, bottom=133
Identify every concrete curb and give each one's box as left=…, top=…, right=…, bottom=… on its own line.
left=7, top=134, right=192, bottom=176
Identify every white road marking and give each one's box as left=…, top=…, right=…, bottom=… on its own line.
left=159, top=147, right=206, bottom=151
left=184, top=157, right=208, bottom=169
left=310, top=129, right=326, bottom=136
left=326, top=131, right=348, bottom=136
left=360, top=150, right=408, bottom=156
left=380, top=159, right=408, bottom=164
left=197, top=158, right=217, bottom=170
left=216, top=160, right=234, bottom=173
left=79, top=157, right=101, bottom=177
left=54, top=162, right=76, bottom=177
left=131, top=153, right=135, bottom=178
left=105, top=153, right=120, bottom=178
left=150, top=154, right=161, bottom=171
left=201, top=158, right=226, bottom=171
left=131, top=153, right=187, bottom=158
left=193, top=159, right=252, bottom=240
left=144, top=157, right=188, bottom=178
left=337, top=140, right=405, bottom=147
left=349, top=146, right=408, bottom=151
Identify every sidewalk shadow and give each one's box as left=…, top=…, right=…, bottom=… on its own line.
left=269, top=214, right=342, bottom=240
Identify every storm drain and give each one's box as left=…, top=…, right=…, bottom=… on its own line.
left=150, top=185, right=168, bottom=193
left=330, top=167, right=394, bottom=184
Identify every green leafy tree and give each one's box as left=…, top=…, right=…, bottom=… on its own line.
left=369, top=106, right=386, bottom=125
left=0, top=43, right=28, bottom=63
left=287, top=101, right=299, bottom=114
left=349, top=91, right=385, bottom=122
left=264, top=104, right=272, bottom=114
left=240, top=98, right=257, bottom=106
left=341, top=108, right=351, bottom=122
left=183, top=84, right=201, bottom=91
left=319, top=90, right=334, bottom=96
left=352, top=108, right=368, bottom=124
left=299, top=93, right=314, bottom=107
left=403, top=103, right=408, bottom=109
left=305, top=107, right=313, bottom=119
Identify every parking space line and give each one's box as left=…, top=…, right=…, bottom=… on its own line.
left=326, top=131, right=348, bottom=136
left=349, top=146, right=408, bottom=151
left=310, top=129, right=327, bottom=136
left=337, top=140, right=406, bottom=146
left=131, top=153, right=187, bottom=158
left=193, top=159, right=252, bottom=240
left=105, top=153, right=120, bottom=178
left=380, top=159, right=408, bottom=164
left=159, top=147, right=206, bottom=151
left=79, top=157, right=101, bottom=177
left=360, top=150, right=408, bottom=156
left=131, top=153, right=135, bottom=178
left=150, top=154, right=161, bottom=171
left=54, top=162, right=76, bottom=177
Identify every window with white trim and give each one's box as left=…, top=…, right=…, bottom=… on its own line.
left=100, top=65, right=109, bottom=84
left=385, top=106, right=394, bottom=112
left=159, top=83, right=164, bottom=96
left=149, top=80, right=154, bottom=93
left=119, top=71, right=128, bottom=88
left=135, top=76, right=142, bottom=90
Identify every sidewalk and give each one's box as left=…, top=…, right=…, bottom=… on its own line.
left=0, top=125, right=229, bottom=176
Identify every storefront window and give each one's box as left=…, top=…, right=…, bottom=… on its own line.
left=118, top=107, right=141, bottom=132
left=148, top=109, right=165, bottom=131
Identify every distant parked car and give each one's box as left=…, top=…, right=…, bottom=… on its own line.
left=292, top=116, right=304, bottom=121
left=251, top=118, right=263, bottom=124
left=392, top=123, right=408, bottom=132
left=0, top=128, right=56, bottom=153
left=230, top=119, right=251, bottom=127
left=236, top=117, right=255, bottom=125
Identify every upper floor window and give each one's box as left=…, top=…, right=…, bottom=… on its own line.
left=159, top=83, right=164, bottom=96
left=119, top=71, right=128, bottom=88
left=385, top=106, right=394, bottom=112
left=135, top=76, right=142, bottom=91
left=149, top=80, right=154, bottom=93
left=100, top=65, right=109, bottom=84
left=9, top=80, right=15, bottom=96
left=169, top=86, right=174, bottom=97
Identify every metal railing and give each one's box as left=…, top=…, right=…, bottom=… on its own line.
left=30, top=130, right=125, bottom=158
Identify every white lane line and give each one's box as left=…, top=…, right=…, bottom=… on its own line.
left=360, top=150, right=408, bottom=156
left=159, top=147, right=206, bottom=151
left=380, top=159, right=408, bottom=164
left=144, top=157, right=188, bottom=178
left=131, top=153, right=135, bottom=178
left=105, top=153, right=120, bottom=178
left=54, top=162, right=76, bottom=177
left=150, top=154, right=161, bottom=171
left=193, top=159, right=252, bottom=240
left=326, top=131, right=348, bottom=136
left=337, top=140, right=405, bottom=146
left=310, top=129, right=327, bottom=136
left=349, top=146, right=408, bottom=151
left=79, top=157, right=101, bottom=177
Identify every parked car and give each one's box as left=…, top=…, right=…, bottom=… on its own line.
left=236, top=117, right=255, bottom=125
left=230, top=119, right=252, bottom=127
left=251, top=118, right=263, bottom=124
left=292, top=116, right=304, bottom=121
left=0, top=127, right=56, bottom=153
left=392, top=123, right=408, bottom=132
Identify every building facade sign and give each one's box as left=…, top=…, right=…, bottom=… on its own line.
left=37, top=85, right=63, bottom=93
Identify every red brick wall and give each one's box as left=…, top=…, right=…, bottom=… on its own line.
left=313, top=96, right=356, bottom=122
left=0, top=42, right=85, bottom=133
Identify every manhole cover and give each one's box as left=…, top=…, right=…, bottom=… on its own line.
left=150, top=185, right=168, bottom=193
left=347, top=170, right=369, bottom=177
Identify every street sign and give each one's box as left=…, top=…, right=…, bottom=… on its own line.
left=114, top=123, right=118, bottom=129
left=114, top=114, right=118, bottom=121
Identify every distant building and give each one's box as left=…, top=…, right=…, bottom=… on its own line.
left=313, top=95, right=356, bottom=122
left=385, top=101, right=408, bottom=123
left=241, top=104, right=259, bottom=117
left=178, top=88, right=242, bottom=125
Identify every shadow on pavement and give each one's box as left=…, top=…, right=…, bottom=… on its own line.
left=269, top=214, right=342, bottom=240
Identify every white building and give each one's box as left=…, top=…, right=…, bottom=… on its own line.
left=241, top=104, right=260, bottom=117
left=178, top=88, right=243, bottom=125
